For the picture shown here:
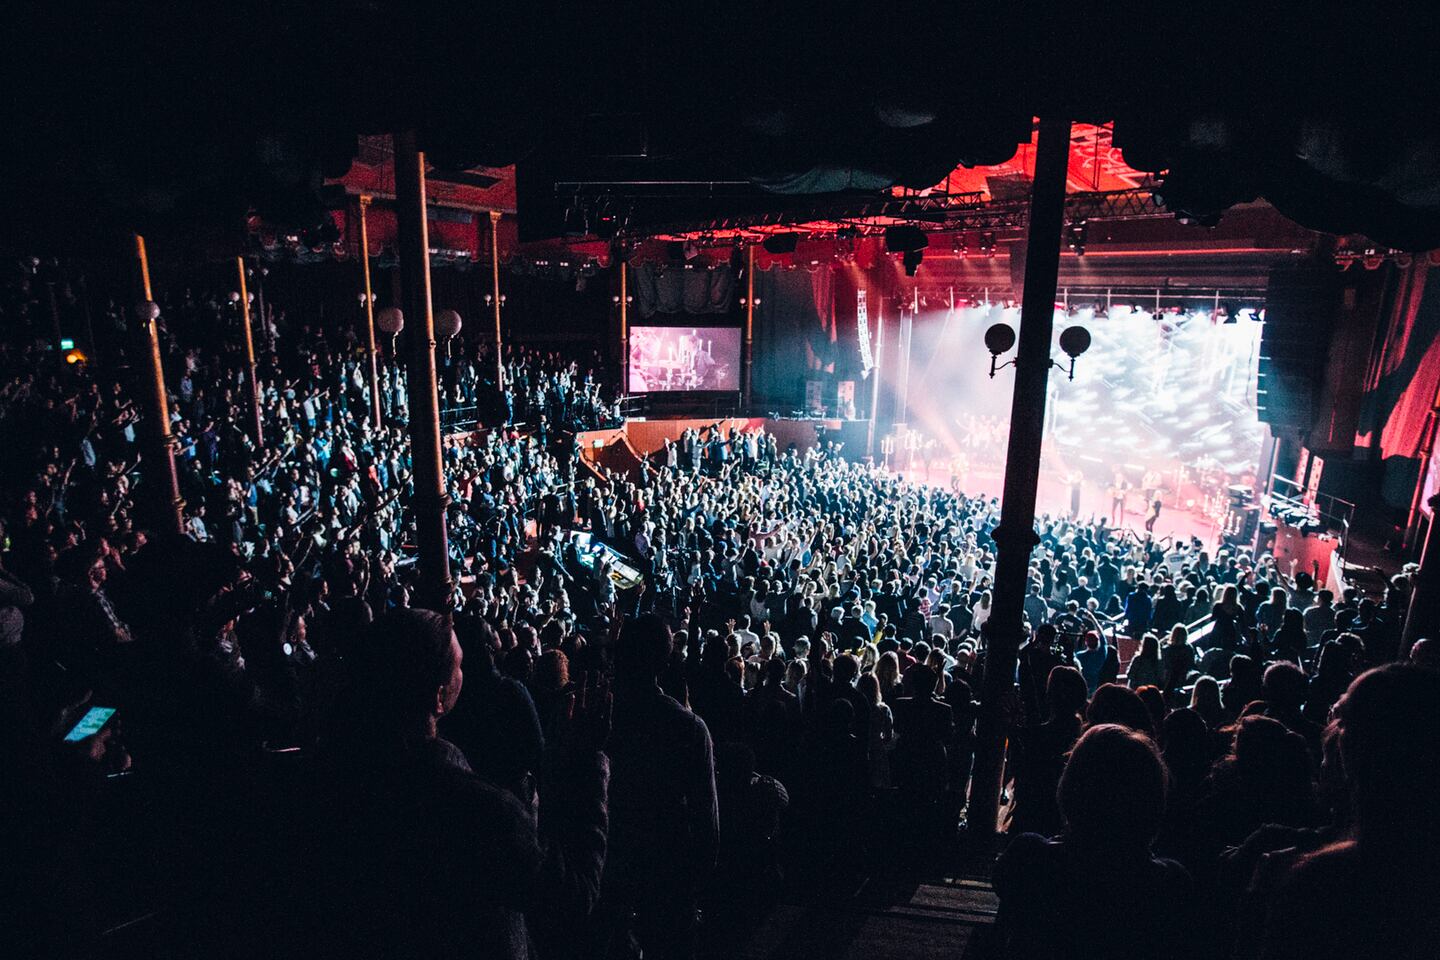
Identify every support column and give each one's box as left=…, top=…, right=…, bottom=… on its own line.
left=867, top=297, right=885, bottom=458
left=45, top=277, right=64, bottom=368
left=358, top=196, right=383, bottom=431
left=1401, top=494, right=1440, bottom=660
left=133, top=235, right=185, bottom=536
left=619, top=261, right=630, bottom=392
left=970, top=117, right=1073, bottom=838
left=489, top=210, right=504, bottom=389
left=254, top=263, right=270, bottom=354
left=744, top=245, right=755, bottom=409
left=236, top=257, right=264, bottom=446
left=80, top=274, right=98, bottom=363
left=393, top=130, right=454, bottom=611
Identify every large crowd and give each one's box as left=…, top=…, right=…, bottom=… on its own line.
left=1, top=266, right=1436, bottom=960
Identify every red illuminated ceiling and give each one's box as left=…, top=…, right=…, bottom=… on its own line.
left=334, top=135, right=517, bottom=214
left=902, top=122, right=1151, bottom=200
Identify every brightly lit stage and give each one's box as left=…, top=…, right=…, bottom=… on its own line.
left=886, top=299, right=1267, bottom=548
left=580, top=297, right=1266, bottom=550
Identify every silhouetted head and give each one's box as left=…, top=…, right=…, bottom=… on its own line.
left=349, top=609, right=462, bottom=741
left=616, top=613, right=673, bottom=688
left=1262, top=661, right=1309, bottom=714
left=1333, top=664, right=1440, bottom=843
left=1046, top=666, right=1090, bottom=721
left=1058, top=724, right=1167, bottom=846
left=1087, top=683, right=1156, bottom=738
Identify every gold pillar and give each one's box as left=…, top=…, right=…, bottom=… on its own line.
left=744, top=245, right=755, bottom=408
left=133, top=235, right=185, bottom=536
left=393, top=130, right=454, bottom=611
left=619, top=260, right=629, bottom=392
left=489, top=210, right=504, bottom=388
left=358, top=196, right=382, bottom=430
left=868, top=297, right=885, bottom=458
left=236, top=257, right=264, bottom=446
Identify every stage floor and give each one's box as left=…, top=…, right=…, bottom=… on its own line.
left=890, top=462, right=1224, bottom=549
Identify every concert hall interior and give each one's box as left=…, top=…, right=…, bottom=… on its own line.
left=7, top=7, right=1440, bottom=960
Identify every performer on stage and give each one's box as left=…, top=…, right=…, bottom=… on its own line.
left=1142, top=469, right=1162, bottom=509
left=1109, top=471, right=1130, bottom=526
left=1067, top=470, right=1084, bottom=520
left=1144, top=496, right=1162, bottom=534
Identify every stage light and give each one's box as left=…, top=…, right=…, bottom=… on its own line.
left=902, top=248, right=923, bottom=276
left=979, top=232, right=996, bottom=257
left=762, top=233, right=801, bottom=255
left=884, top=224, right=929, bottom=253
left=1067, top=223, right=1087, bottom=255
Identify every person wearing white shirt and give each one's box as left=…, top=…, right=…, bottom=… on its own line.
left=733, top=615, right=760, bottom=649
left=971, top=590, right=994, bottom=632
left=927, top=603, right=955, bottom=643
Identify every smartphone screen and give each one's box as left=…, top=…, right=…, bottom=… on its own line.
left=63, top=706, right=116, bottom=743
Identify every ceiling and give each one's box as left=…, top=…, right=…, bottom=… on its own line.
left=8, top=4, right=1440, bottom=255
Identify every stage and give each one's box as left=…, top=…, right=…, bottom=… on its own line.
left=571, top=415, right=1228, bottom=549
left=890, top=460, right=1225, bottom=548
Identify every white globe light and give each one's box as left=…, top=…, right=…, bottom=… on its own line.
left=436, top=309, right=463, bottom=339
left=375, top=306, right=405, bottom=334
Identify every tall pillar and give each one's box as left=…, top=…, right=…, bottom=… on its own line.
left=358, top=196, right=383, bottom=431
left=393, top=130, right=454, bottom=611
left=80, top=274, right=98, bottom=363
left=132, top=235, right=185, bottom=536
left=867, top=297, right=885, bottom=458
left=969, top=117, right=1073, bottom=838
left=744, top=245, right=755, bottom=409
left=45, top=277, right=64, bottom=368
left=619, top=261, right=629, bottom=392
left=489, top=210, right=504, bottom=388
left=236, top=257, right=264, bottom=446
left=253, top=263, right=270, bottom=354
left=1401, top=494, right=1440, bottom=659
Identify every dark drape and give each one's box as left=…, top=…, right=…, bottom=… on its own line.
left=752, top=265, right=834, bottom=410
left=1356, top=258, right=1440, bottom=507
left=630, top=262, right=736, bottom=318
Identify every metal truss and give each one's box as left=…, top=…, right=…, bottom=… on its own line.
left=625, top=186, right=1169, bottom=240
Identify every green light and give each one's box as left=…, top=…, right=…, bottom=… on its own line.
left=60, top=339, right=75, bottom=350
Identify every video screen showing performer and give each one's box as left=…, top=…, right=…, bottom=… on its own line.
left=628, top=326, right=741, bottom=392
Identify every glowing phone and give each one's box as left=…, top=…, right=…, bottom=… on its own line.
left=63, top=706, right=116, bottom=743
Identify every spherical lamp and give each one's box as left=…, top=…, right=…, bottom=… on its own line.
left=375, top=307, right=404, bottom=335
left=436, top=309, right=463, bottom=339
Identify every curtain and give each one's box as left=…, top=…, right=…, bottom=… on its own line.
left=753, top=264, right=834, bottom=409
left=1356, top=259, right=1440, bottom=506
left=629, top=262, right=736, bottom=319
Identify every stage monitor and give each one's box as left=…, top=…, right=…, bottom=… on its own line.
left=628, top=325, right=741, bottom=393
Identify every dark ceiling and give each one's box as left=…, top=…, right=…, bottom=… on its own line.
left=6, top=2, right=1440, bottom=254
